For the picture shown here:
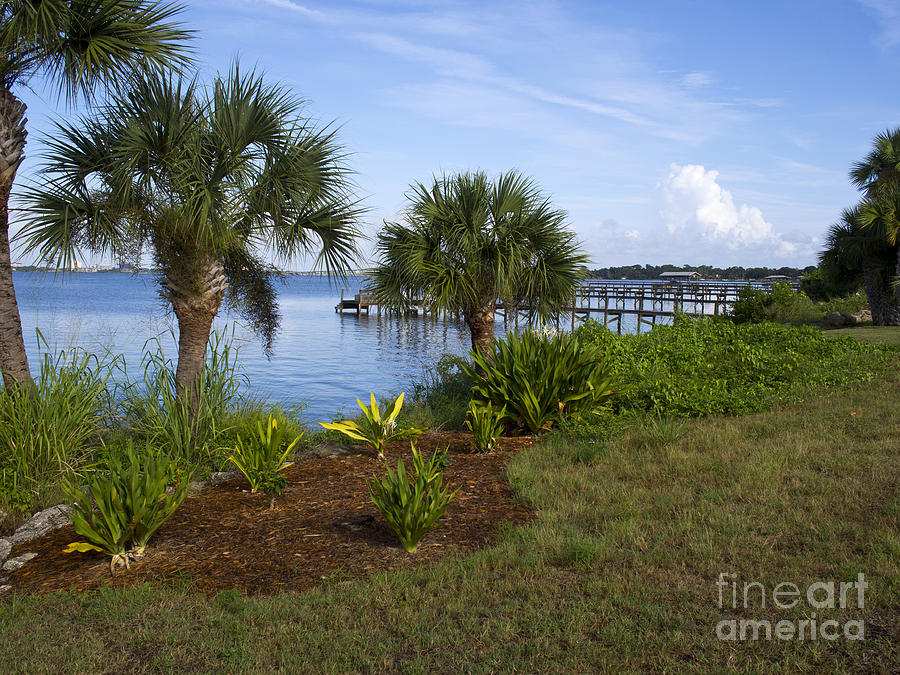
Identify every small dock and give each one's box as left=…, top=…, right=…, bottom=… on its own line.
left=335, top=289, right=378, bottom=315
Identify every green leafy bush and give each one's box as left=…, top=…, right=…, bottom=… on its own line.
left=465, top=400, right=505, bottom=453
left=368, top=443, right=458, bottom=552
left=730, top=283, right=821, bottom=325
left=576, top=315, right=887, bottom=417
left=463, top=330, right=617, bottom=433
left=407, top=354, right=474, bottom=429
left=0, top=345, right=117, bottom=515
left=320, top=393, right=424, bottom=459
left=64, top=443, right=190, bottom=574
left=228, top=414, right=301, bottom=507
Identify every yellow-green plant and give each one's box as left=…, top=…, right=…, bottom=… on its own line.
left=465, top=400, right=505, bottom=453
left=320, top=393, right=424, bottom=459
left=228, top=414, right=301, bottom=508
left=64, top=443, right=190, bottom=574
left=368, top=443, right=458, bottom=553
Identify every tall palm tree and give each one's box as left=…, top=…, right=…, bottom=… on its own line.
left=850, top=128, right=900, bottom=317
left=17, top=67, right=361, bottom=411
left=820, top=207, right=897, bottom=325
left=850, top=127, right=900, bottom=199
left=370, top=170, right=588, bottom=354
left=0, top=0, right=192, bottom=389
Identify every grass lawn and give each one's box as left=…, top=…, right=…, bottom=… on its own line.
left=1, top=366, right=898, bottom=672
left=821, top=325, right=900, bottom=344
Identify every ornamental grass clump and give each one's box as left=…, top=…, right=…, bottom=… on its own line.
left=464, top=330, right=616, bottom=433
left=228, top=414, right=301, bottom=508
left=64, top=443, right=190, bottom=575
left=465, top=400, right=505, bottom=453
left=368, top=443, right=458, bottom=553
left=320, top=392, right=424, bottom=459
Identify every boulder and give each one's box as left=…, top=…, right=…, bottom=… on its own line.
left=0, top=538, right=10, bottom=566
left=852, top=310, right=872, bottom=324
left=2, top=551, right=37, bottom=572
left=824, top=311, right=845, bottom=327
left=8, top=505, right=73, bottom=547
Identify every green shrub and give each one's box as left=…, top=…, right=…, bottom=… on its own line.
left=406, top=354, right=473, bottom=429
left=464, top=330, right=617, bottom=433
left=0, top=345, right=117, bottom=515
left=368, top=443, right=458, bottom=552
left=576, top=315, right=886, bottom=417
left=730, top=283, right=821, bottom=325
left=465, top=400, right=505, bottom=453
left=320, top=393, right=425, bottom=459
left=64, top=442, right=190, bottom=574
left=228, top=414, right=301, bottom=508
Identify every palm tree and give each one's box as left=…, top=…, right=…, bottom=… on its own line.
left=0, top=0, right=192, bottom=389
left=850, top=128, right=900, bottom=199
left=17, top=67, right=361, bottom=411
left=370, top=170, right=588, bottom=354
left=820, top=207, right=897, bottom=325
left=850, top=128, right=900, bottom=317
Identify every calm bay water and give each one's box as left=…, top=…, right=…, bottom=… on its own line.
left=13, top=271, right=491, bottom=422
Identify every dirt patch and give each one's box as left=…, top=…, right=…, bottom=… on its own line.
left=6, top=432, right=535, bottom=596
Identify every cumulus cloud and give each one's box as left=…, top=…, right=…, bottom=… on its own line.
left=659, top=164, right=798, bottom=256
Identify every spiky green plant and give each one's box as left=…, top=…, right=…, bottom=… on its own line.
left=368, top=443, right=458, bottom=553
left=64, top=443, right=190, bottom=574
left=464, top=330, right=616, bottom=433
left=465, top=400, right=505, bottom=453
left=320, top=392, right=424, bottom=459
left=228, top=414, right=301, bottom=508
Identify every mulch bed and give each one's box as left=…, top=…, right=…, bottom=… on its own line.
left=6, top=432, right=535, bottom=596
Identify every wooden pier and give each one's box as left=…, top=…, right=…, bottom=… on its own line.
left=336, top=279, right=798, bottom=333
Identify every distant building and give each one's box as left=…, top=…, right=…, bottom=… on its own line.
left=762, top=274, right=792, bottom=281
left=659, top=271, right=702, bottom=280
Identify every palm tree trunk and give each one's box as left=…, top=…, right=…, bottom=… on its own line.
left=0, top=88, right=31, bottom=389
left=465, top=302, right=495, bottom=355
left=862, top=265, right=886, bottom=326
left=161, top=257, right=228, bottom=413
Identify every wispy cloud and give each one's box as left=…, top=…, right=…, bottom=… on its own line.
left=858, top=0, right=900, bottom=46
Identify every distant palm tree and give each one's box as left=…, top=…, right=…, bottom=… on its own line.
left=0, top=0, right=193, bottom=389
left=370, top=170, right=588, bottom=354
left=18, top=68, right=361, bottom=411
left=820, top=207, right=897, bottom=325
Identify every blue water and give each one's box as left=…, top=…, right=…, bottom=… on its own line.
left=12, top=271, right=489, bottom=422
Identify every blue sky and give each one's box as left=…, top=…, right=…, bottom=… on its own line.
left=12, top=0, right=900, bottom=268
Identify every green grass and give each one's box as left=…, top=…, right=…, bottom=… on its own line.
left=821, top=325, right=900, bottom=344
left=2, top=363, right=897, bottom=672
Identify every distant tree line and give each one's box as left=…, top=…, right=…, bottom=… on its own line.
left=587, top=264, right=815, bottom=281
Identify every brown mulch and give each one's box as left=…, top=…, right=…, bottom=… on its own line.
left=6, top=432, right=535, bottom=596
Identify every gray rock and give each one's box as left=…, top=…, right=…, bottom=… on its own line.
left=207, top=471, right=243, bottom=486
left=0, top=538, right=10, bottom=565
left=2, top=551, right=37, bottom=572
left=0, top=584, right=11, bottom=596
left=307, top=443, right=354, bottom=459
left=8, top=505, right=73, bottom=547
left=824, top=311, right=845, bottom=327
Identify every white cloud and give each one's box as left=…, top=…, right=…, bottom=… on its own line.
left=659, top=164, right=802, bottom=257
left=859, top=0, right=900, bottom=46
